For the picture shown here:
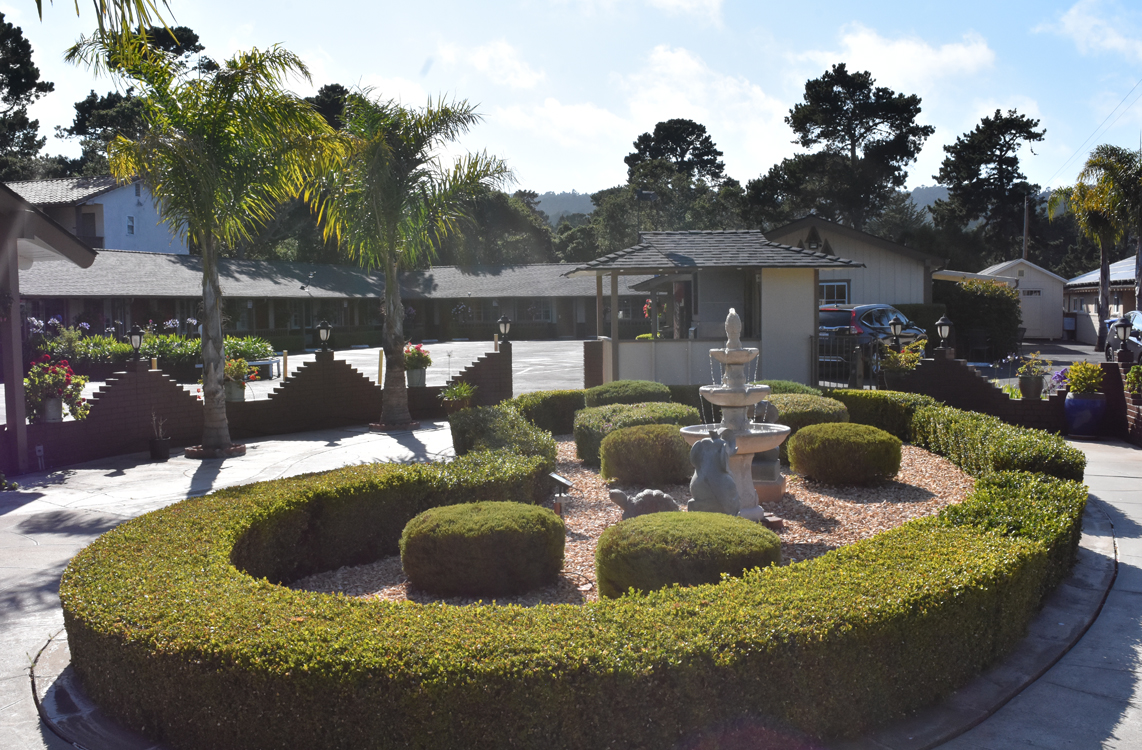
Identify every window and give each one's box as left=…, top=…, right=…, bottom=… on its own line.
left=522, top=298, right=553, bottom=322
left=818, top=281, right=849, bottom=305
left=134, top=183, right=141, bottom=197
left=1017, top=269, right=1025, bottom=277
left=1022, top=289, right=1041, bottom=296
left=126, top=216, right=135, bottom=235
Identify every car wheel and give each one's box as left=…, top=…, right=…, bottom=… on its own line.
left=1106, top=342, right=1116, bottom=362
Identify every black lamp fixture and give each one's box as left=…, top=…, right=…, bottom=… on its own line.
left=889, top=317, right=904, bottom=352
left=498, top=315, right=512, bottom=342
left=935, top=315, right=953, bottom=350
left=1114, top=317, right=1133, bottom=362
left=317, top=319, right=332, bottom=351
left=128, top=323, right=144, bottom=360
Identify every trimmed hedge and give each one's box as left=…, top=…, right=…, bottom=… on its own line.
left=770, top=393, right=849, bottom=461
left=449, top=403, right=557, bottom=472
left=788, top=423, right=902, bottom=486
left=595, top=512, right=782, bottom=598
left=599, top=423, right=691, bottom=485
left=400, top=501, right=565, bottom=597
left=826, top=389, right=940, bottom=441
left=754, top=379, right=823, bottom=396
left=574, top=401, right=700, bottom=466
left=508, top=389, right=585, bottom=435
left=58, top=395, right=1090, bottom=748
left=584, top=379, right=672, bottom=407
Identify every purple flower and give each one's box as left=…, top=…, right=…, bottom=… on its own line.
left=1051, top=368, right=1069, bottom=384
left=78, top=322, right=90, bottom=330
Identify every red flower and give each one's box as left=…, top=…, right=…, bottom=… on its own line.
left=39, top=354, right=51, bottom=363
left=59, top=359, right=69, bottom=367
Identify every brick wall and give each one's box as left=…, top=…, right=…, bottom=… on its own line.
left=1127, top=393, right=1142, bottom=447
left=446, top=343, right=512, bottom=406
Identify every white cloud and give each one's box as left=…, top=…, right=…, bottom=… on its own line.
left=357, top=74, right=430, bottom=105
left=494, top=98, right=630, bottom=151
left=1037, top=0, right=1142, bottom=62
left=645, top=0, right=722, bottom=22
left=799, top=24, right=995, bottom=95
left=439, top=40, right=544, bottom=89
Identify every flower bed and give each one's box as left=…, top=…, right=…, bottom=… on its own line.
left=61, top=396, right=1088, bottom=749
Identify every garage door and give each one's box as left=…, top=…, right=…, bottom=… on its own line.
left=1021, top=289, right=1044, bottom=338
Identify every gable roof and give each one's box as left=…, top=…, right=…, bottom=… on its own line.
left=5, top=176, right=124, bottom=206
left=1066, top=254, right=1139, bottom=289
left=0, top=183, right=97, bottom=269
left=765, top=215, right=945, bottom=266
left=979, top=258, right=1067, bottom=284
left=402, top=264, right=649, bottom=298
left=566, top=230, right=862, bottom=277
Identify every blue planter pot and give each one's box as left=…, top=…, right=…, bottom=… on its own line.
left=1064, top=393, right=1107, bottom=437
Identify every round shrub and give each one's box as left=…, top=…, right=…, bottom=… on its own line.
left=448, top=403, right=557, bottom=472
left=600, top=423, right=691, bottom=485
left=596, top=511, right=782, bottom=598
left=574, top=401, right=700, bottom=465
left=584, top=379, right=672, bottom=407
left=509, top=389, right=585, bottom=434
left=788, top=422, right=902, bottom=486
left=753, top=379, right=823, bottom=396
left=767, top=393, right=849, bottom=461
left=400, top=501, right=565, bottom=597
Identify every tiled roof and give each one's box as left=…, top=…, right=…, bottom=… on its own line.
left=568, top=230, right=862, bottom=276
left=20, top=251, right=650, bottom=300
left=5, top=176, right=122, bottom=205
left=1066, top=254, right=1139, bottom=288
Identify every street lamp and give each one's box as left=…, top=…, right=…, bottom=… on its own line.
left=128, top=323, right=144, bottom=360
left=498, top=315, right=512, bottom=343
left=1114, top=317, right=1133, bottom=363
left=935, top=315, right=952, bottom=350
left=317, top=319, right=332, bottom=352
left=889, top=317, right=903, bottom=352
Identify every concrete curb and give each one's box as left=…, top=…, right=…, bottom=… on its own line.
left=31, top=502, right=1116, bottom=750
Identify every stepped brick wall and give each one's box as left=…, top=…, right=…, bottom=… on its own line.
left=447, top=342, right=512, bottom=406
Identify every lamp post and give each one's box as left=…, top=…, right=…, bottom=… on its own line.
left=935, top=315, right=952, bottom=352
left=1114, top=317, right=1133, bottom=364
left=498, top=315, right=512, bottom=344
left=889, top=317, right=903, bottom=353
left=128, top=323, right=144, bottom=361
left=317, top=319, right=332, bottom=352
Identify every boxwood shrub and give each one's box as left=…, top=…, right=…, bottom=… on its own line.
left=448, top=403, right=557, bottom=472
left=753, top=379, right=823, bottom=396
left=826, top=389, right=940, bottom=441
left=769, top=393, right=849, bottom=461
left=596, top=512, right=781, bottom=598
left=59, top=409, right=1089, bottom=749
left=508, top=389, right=585, bottom=435
left=788, top=423, right=902, bottom=486
left=599, top=423, right=691, bottom=486
left=574, top=401, right=700, bottom=466
left=584, top=379, right=672, bottom=407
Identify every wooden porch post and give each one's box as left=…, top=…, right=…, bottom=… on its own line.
left=610, top=271, right=619, bottom=381
left=596, top=275, right=604, bottom=338
left=0, top=214, right=27, bottom=473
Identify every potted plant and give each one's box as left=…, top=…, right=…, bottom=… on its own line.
left=223, top=358, right=258, bottom=402
left=24, top=355, right=90, bottom=423
left=1062, top=360, right=1105, bottom=437
left=1017, top=351, right=1050, bottom=399
left=879, top=339, right=925, bottom=390
left=440, top=381, right=477, bottom=414
left=404, top=343, right=432, bottom=388
left=150, top=410, right=171, bottom=462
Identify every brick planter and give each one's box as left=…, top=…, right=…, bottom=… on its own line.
left=1127, top=391, right=1142, bottom=447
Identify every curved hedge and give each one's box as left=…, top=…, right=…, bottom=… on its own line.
left=61, top=404, right=1089, bottom=749
left=573, top=401, right=700, bottom=466
left=508, top=389, right=585, bottom=435
left=584, top=379, right=672, bottom=407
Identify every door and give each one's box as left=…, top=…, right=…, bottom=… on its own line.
left=1021, top=289, right=1044, bottom=338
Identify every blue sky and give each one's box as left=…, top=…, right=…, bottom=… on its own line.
left=10, top=0, right=1142, bottom=196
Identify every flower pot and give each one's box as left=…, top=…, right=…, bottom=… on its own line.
left=882, top=371, right=913, bottom=391
left=42, top=397, right=64, bottom=423
left=224, top=381, right=246, bottom=402
left=150, top=437, right=171, bottom=462
left=406, top=368, right=426, bottom=388
left=1065, top=392, right=1107, bottom=437
left=1018, top=374, right=1044, bottom=400
left=443, top=397, right=472, bottom=415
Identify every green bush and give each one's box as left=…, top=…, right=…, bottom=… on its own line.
left=400, top=501, right=565, bottom=597
left=574, top=401, right=700, bottom=466
left=935, top=278, right=1022, bottom=359
left=509, top=389, right=585, bottom=434
left=827, top=389, right=941, bottom=441
left=599, top=424, right=691, bottom=485
left=753, top=379, right=823, bottom=396
left=449, top=403, right=557, bottom=472
left=769, top=393, right=849, bottom=461
left=911, top=405, right=1085, bottom=481
left=788, top=423, right=902, bottom=486
left=595, top=512, right=781, bottom=598
left=584, top=379, right=672, bottom=407
left=667, top=384, right=722, bottom=424
left=893, top=303, right=947, bottom=345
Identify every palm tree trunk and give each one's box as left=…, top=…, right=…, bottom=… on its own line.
left=380, top=256, right=412, bottom=425
left=1097, top=241, right=1110, bottom=352
left=1136, top=232, right=1142, bottom=313
left=200, top=234, right=231, bottom=449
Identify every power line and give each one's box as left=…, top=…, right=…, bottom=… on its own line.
left=1046, top=74, right=1142, bottom=185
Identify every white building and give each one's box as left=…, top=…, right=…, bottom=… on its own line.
left=978, top=259, right=1066, bottom=340
left=5, top=176, right=187, bottom=255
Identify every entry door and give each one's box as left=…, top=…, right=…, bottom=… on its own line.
left=1021, top=289, right=1044, bottom=338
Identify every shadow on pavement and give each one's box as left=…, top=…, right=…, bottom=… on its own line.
left=14, top=510, right=121, bottom=539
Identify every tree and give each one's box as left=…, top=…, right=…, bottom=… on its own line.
left=1049, top=182, right=1120, bottom=351
left=56, top=88, right=145, bottom=174
left=83, top=37, right=339, bottom=452
left=775, top=63, right=934, bottom=230
left=931, top=109, right=1045, bottom=260
left=35, top=0, right=167, bottom=38
left=0, top=12, right=54, bottom=178
left=322, top=94, right=509, bottom=426
left=624, top=119, right=725, bottom=184
left=306, top=83, right=349, bottom=130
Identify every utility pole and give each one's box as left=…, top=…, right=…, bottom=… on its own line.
left=1022, top=194, right=1029, bottom=260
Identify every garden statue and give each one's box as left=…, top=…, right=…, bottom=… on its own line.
left=608, top=489, right=678, bottom=520
left=687, top=428, right=740, bottom=515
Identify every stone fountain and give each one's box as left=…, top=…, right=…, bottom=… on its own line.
left=680, top=309, right=790, bottom=523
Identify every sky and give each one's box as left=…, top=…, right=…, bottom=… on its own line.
left=8, top=0, right=1142, bottom=197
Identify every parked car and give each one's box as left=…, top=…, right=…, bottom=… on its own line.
left=1104, top=310, right=1142, bottom=361
left=818, top=304, right=927, bottom=381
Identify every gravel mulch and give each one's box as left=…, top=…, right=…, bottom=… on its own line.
left=290, top=436, right=974, bottom=606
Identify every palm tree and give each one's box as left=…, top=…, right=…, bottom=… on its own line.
left=322, top=94, right=510, bottom=426
left=77, top=39, right=339, bottom=451
left=36, top=0, right=164, bottom=36
left=1049, top=182, right=1120, bottom=351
